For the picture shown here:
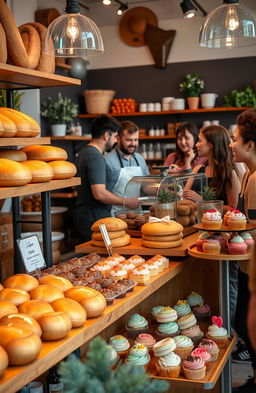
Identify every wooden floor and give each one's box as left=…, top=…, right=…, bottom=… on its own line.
left=232, top=361, right=252, bottom=388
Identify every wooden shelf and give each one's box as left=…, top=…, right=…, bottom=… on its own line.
left=51, top=190, right=77, bottom=198
left=0, top=137, right=50, bottom=147
left=188, top=245, right=250, bottom=261
left=78, top=107, right=249, bottom=118
left=50, top=136, right=91, bottom=141
left=0, top=261, right=184, bottom=393
left=140, top=135, right=172, bottom=140
left=75, top=232, right=198, bottom=257
left=0, top=177, right=81, bottom=200
left=152, top=335, right=236, bottom=390
left=0, top=63, right=81, bottom=89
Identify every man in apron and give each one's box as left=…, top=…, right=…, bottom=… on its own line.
left=74, top=116, right=139, bottom=243
left=105, top=120, right=150, bottom=216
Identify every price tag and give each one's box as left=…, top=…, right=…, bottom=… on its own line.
left=17, top=235, right=46, bottom=273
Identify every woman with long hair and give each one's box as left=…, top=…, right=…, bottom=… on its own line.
left=164, top=122, right=207, bottom=173
left=184, top=124, right=240, bottom=211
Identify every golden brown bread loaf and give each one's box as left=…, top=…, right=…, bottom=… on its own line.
left=0, top=300, right=18, bottom=319
left=0, top=108, right=34, bottom=137
left=3, top=273, right=39, bottom=291
left=141, top=221, right=183, bottom=235
left=0, top=313, right=42, bottom=336
left=19, top=300, right=54, bottom=320
left=0, top=23, right=7, bottom=64
left=91, top=217, right=127, bottom=231
left=92, top=230, right=126, bottom=240
left=142, top=232, right=183, bottom=241
left=48, top=160, right=77, bottom=179
left=51, top=298, right=87, bottom=328
left=23, top=145, right=68, bottom=161
left=65, top=286, right=106, bottom=318
left=0, top=149, right=27, bottom=162
left=37, top=311, right=72, bottom=341
left=18, top=24, right=40, bottom=69
left=21, top=160, right=54, bottom=183
left=0, top=158, right=32, bottom=186
left=0, top=113, right=17, bottom=137
left=0, top=345, right=8, bottom=377
left=38, top=275, right=73, bottom=292
left=65, top=286, right=98, bottom=302
left=30, top=285, right=64, bottom=303
left=1, top=108, right=40, bottom=137
left=0, top=287, right=30, bottom=306
left=142, top=238, right=183, bottom=249
left=91, top=234, right=131, bottom=248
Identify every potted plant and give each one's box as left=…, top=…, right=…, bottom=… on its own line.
left=180, top=73, right=204, bottom=110
left=155, top=188, right=176, bottom=219
left=41, top=92, right=78, bottom=136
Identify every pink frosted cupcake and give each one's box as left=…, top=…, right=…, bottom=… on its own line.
left=191, top=348, right=212, bottom=369
left=206, top=316, right=228, bottom=348
left=134, top=333, right=156, bottom=352
left=227, top=235, right=248, bottom=255
left=183, top=356, right=206, bottom=380
left=180, top=324, right=204, bottom=346
left=241, top=232, right=255, bottom=252
left=177, top=313, right=197, bottom=330
left=192, top=304, right=212, bottom=320
left=198, top=339, right=220, bottom=361
left=202, top=237, right=221, bottom=255
left=195, top=232, right=209, bottom=252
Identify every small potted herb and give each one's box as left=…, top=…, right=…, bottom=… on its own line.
left=180, top=73, right=204, bottom=109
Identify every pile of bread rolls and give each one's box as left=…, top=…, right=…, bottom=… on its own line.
left=0, top=0, right=54, bottom=72
left=141, top=220, right=183, bottom=249
left=0, top=273, right=106, bottom=374
left=0, top=145, right=77, bottom=186
left=91, top=217, right=131, bottom=247
left=176, top=200, right=197, bottom=227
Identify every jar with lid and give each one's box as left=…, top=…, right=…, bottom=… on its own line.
left=154, top=143, right=163, bottom=159
left=47, top=365, right=63, bottom=393
left=148, top=126, right=155, bottom=137
left=155, top=127, right=160, bottom=137
left=147, top=143, right=154, bottom=159
left=141, top=144, right=148, bottom=159
left=75, top=121, right=82, bottom=136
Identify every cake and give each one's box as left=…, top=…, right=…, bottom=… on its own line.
left=202, top=237, right=221, bottom=255
left=104, top=256, right=119, bottom=268
left=156, top=307, right=178, bottom=323
left=109, top=335, right=130, bottom=357
left=206, top=316, right=228, bottom=348
left=241, top=232, right=254, bottom=252
left=109, top=265, right=127, bottom=280
left=183, top=356, right=206, bottom=380
left=155, top=351, right=181, bottom=377
left=174, top=300, right=192, bottom=317
left=125, top=313, right=149, bottom=338
left=112, top=253, right=125, bottom=263
left=93, top=260, right=111, bottom=276
left=227, top=210, right=247, bottom=230
left=126, top=255, right=145, bottom=266
left=173, top=335, right=194, bottom=359
left=186, top=292, right=204, bottom=307
left=198, top=339, right=220, bottom=361
left=152, top=254, right=169, bottom=269
left=201, top=209, right=222, bottom=230
left=130, top=266, right=150, bottom=284
left=141, top=260, right=159, bottom=277
left=156, top=321, right=180, bottom=338
left=227, top=235, right=248, bottom=255
left=119, top=260, right=136, bottom=275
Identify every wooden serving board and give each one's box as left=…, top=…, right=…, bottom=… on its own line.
left=75, top=232, right=198, bottom=257
left=188, top=245, right=250, bottom=261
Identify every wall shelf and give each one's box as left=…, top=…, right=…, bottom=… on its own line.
left=0, top=137, right=50, bottom=147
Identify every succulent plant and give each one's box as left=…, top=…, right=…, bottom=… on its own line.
left=200, top=186, right=218, bottom=201
left=157, top=189, right=176, bottom=203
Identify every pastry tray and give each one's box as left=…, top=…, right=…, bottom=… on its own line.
left=188, top=245, right=251, bottom=261
left=194, top=223, right=256, bottom=233
left=102, top=282, right=137, bottom=305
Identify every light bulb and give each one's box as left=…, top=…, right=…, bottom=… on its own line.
left=185, top=10, right=196, bottom=18
left=67, top=16, right=80, bottom=40
left=103, top=0, right=111, bottom=5
left=225, top=6, right=239, bottom=31
left=226, top=35, right=235, bottom=47
left=117, top=9, right=123, bottom=15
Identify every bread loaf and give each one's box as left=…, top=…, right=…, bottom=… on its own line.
left=18, top=24, right=40, bottom=69
left=51, top=298, right=87, bottom=328
left=0, top=149, right=27, bottom=162
left=0, top=300, right=18, bottom=319
left=91, top=217, right=127, bottom=231
left=65, top=286, right=98, bottom=302
left=30, top=284, right=64, bottom=302
left=38, top=275, right=73, bottom=292
left=141, top=221, right=183, bottom=235
left=0, top=313, right=42, bottom=336
left=19, top=300, right=54, bottom=320
left=48, top=160, right=77, bottom=179
left=92, top=230, right=126, bottom=240
left=0, top=288, right=30, bottom=306
left=0, top=23, right=7, bottom=63
left=0, top=345, right=8, bottom=377
left=37, top=311, right=72, bottom=341
left=23, top=145, right=68, bottom=161
left=21, top=160, right=53, bottom=183
left=0, top=159, right=32, bottom=186
left=3, top=273, right=39, bottom=291
left=0, top=108, right=34, bottom=137
left=0, top=113, right=17, bottom=137
left=91, top=234, right=131, bottom=248
left=142, top=238, right=183, bottom=249
left=0, top=108, right=40, bottom=137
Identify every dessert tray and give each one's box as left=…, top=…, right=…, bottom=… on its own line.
left=187, top=245, right=251, bottom=261
left=193, top=223, right=256, bottom=233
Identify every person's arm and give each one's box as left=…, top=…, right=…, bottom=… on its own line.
left=183, top=165, right=203, bottom=201
left=91, top=184, right=139, bottom=209
left=224, top=169, right=240, bottom=212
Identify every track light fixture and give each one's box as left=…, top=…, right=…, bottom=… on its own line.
left=117, top=3, right=128, bottom=15
left=180, top=0, right=207, bottom=19
left=103, top=0, right=112, bottom=5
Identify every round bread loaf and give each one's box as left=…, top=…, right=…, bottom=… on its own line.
left=65, top=286, right=98, bottom=302
left=3, top=273, right=39, bottom=291
left=79, top=292, right=106, bottom=318
left=23, top=145, right=68, bottom=161
left=51, top=298, right=87, bottom=328
left=0, top=158, right=32, bottom=186
left=0, top=288, right=30, bottom=306
left=141, top=221, right=183, bottom=236
left=1, top=108, right=40, bottom=137
left=0, top=149, right=27, bottom=161
left=0, top=108, right=34, bottom=137
left=19, top=300, right=54, bottom=320
left=30, top=285, right=64, bottom=302
left=142, top=238, right=183, bottom=249
left=0, top=313, right=42, bottom=336
left=48, top=160, right=77, bottom=179
left=0, top=300, right=18, bottom=319
left=142, top=232, right=183, bottom=242
left=0, top=113, right=17, bottom=137
left=38, top=275, right=73, bottom=292
left=91, top=234, right=131, bottom=248
left=91, top=217, right=127, bottom=232
left=92, top=229, right=126, bottom=241
left=0, top=345, right=8, bottom=377
left=21, top=160, right=53, bottom=182
left=37, top=311, right=72, bottom=341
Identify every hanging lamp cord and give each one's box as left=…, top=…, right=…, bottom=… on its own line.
left=65, top=0, right=80, bottom=14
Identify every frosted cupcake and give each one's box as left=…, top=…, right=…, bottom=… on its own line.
left=180, top=324, right=204, bottom=346
left=206, top=316, right=228, bottom=348
left=203, top=237, right=221, bottom=255
left=125, top=344, right=151, bottom=371
left=227, top=235, right=247, bottom=255
left=212, top=232, right=227, bottom=253
left=195, top=232, right=209, bottom=252
left=153, top=337, right=176, bottom=357
left=109, top=335, right=130, bottom=358
left=156, top=322, right=180, bottom=338
left=156, top=307, right=178, bottom=323
left=173, top=335, right=194, bottom=359
left=223, top=208, right=236, bottom=226
left=134, top=333, right=156, bottom=352
left=198, top=339, right=220, bottom=361
left=227, top=210, right=247, bottom=230
left=155, top=351, right=181, bottom=378
left=187, top=292, right=204, bottom=307
left=151, top=306, right=165, bottom=325
left=177, top=313, right=197, bottom=330
left=174, top=300, right=192, bottom=317
left=191, top=348, right=212, bottom=369
left=192, top=304, right=211, bottom=320
left=105, top=344, right=119, bottom=367
left=201, top=209, right=222, bottom=230
left=241, top=232, right=255, bottom=252
left=183, top=356, right=206, bottom=380
left=125, top=313, right=149, bottom=338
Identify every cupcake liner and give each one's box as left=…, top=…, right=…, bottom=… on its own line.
left=117, top=349, right=129, bottom=358
left=174, top=345, right=194, bottom=360
left=125, top=325, right=149, bottom=339
left=205, top=333, right=228, bottom=349
left=209, top=348, right=220, bottom=361
left=155, top=362, right=181, bottom=378
left=183, top=366, right=206, bottom=380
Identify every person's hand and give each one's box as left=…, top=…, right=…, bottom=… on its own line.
left=125, top=197, right=139, bottom=210
left=184, top=149, right=196, bottom=165
left=183, top=190, right=202, bottom=202
left=248, top=292, right=256, bottom=350
left=167, top=164, right=180, bottom=174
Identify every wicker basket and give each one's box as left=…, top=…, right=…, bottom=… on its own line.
left=83, top=90, right=116, bottom=114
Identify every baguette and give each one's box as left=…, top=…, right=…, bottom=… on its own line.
left=0, top=23, right=7, bottom=63
left=18, top=24, right=40, bottom=69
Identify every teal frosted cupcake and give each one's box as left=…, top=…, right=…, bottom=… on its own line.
left=151, top=306, right=165, bottom=325
left=125, top=343, right=151, bottom=371
left=109, top=335, right=130, bottom=358
left=174, top=300, right=192, bottom=317
left=156, top=322, right=180, bottom=338
left=125, top=314, right=149, bottom=338
left=186, top=292, right=204, bottom=307
left=105, top=344, right=119, bottom=367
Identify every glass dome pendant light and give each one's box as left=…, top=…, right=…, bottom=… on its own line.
left=199, top=0, right=256, bottom=48
left=43, top=0, right=104, bottom=57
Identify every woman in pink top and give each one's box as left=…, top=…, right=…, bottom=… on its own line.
left=164, top=122, right=207, bottom=173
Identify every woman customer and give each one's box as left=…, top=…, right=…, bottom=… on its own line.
left=230, top=109, right=256, bottom=393
left=164, top=122, right=207, bottom=173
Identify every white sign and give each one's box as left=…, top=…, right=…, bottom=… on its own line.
left=17, top=235, right=46, bottom=273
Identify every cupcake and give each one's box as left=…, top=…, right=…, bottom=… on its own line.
left=201, top=209, right=222, bottom=230
left=125, top=314, right=149, bottom=338
left=134, top=333, right=156, bottom=352
left=212, top=232, right=227, bottom=253
left=153, top=254, right=169, bottom=269
left=173, top=335, right=194, bottom=359
left=202, top=237, right=221, bottom=255
left=105, top=344, right=119, bottom=367
left=223, top=208, right=237, bottom=226
left=109, top=265, right=127, bottom=280
left=180, top=324, right=204, bottom=346
left=151, top=306, right=165, bottom=325
left=126, top=255, right=145, bottom=266
left=191, top=347, right=212, bottom=369
left=155, top=352, right=181, bottom=378
left=227, top=210, right=247, bottom=230
left=192, top=304, right=211, bottom=320
left=183, top=356, right=206, bottom=380
left=177, top=313, right=197, bottom=330
left=227, top=235, right=248, bottom=255
left=109, top=335, right=130, bottom=358
left=125, top=344, right=151, bottom=371
left=156, top=322, right=180, bottom=338
left=195, top=232, right=209, bottom=252
left=187, top=292, right=204, bottom=307
left=206, top=316, right=228, bottom=348
left=156, top=307, right=178, bottom=323
left=153, top=337, right=176, bottom=357
left=130, top=266, right=150, bottom=285
left=198, top=339, right=220, bottom=361
left=174, top=300, right=192, bottom=317
left=142, top=260, right=159, bottom=277
left=241, top=232, right=255, bottom=252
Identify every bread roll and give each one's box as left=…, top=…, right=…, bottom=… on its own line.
left=79, top=292, right=106, bottom=318
left=92, top=230, right=126, bottom=241
left=141, top=221, right=183, bottom=236
left=0, top=300, right=18, bottom=319
left=2, top=108, right=40, bottom=137
left=48, top=160, right=77, bottom=179
left=51, top=298, right=86, bottom=328
left=23, top=145, right=68, bottom=161
left=30, top=285, right=64, bottom=303
left=37, top=311, right=72, bottom=340
left=3, top=273, right=39, bottom=291
left=142, top=238, right=183, bottom=249
left=0, top=345, right=8, bottom=377
left=0, top=113, right=17, bottom=137
left=38, top=275, right=73, bottom=292
left=0, top=159, right=32, bottom=186
left=0, top=108, right=34, bottom=137
left=0, top=149, right=27, bottom=161
left=0, top=284, right=3, bottom=291
left=91, top=234, right=131, bottom=248
left=0, top=288, right=30, bottom=306
left=91, top=217, right=127, bottom=232
left=19, top=300, right=54, bottom=320
left=65, top=286, right=98, bottom=302
left=0, top=313, right=42, bottom=336
left=21, top=160, right=53, bottom=183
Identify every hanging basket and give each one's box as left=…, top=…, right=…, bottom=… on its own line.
left=83, top=90, right=116, bottom=114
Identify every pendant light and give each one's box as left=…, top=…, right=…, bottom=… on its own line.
left=43, top=0, right=104, bottom=57
left=199, top=0, right=256, bottom=48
